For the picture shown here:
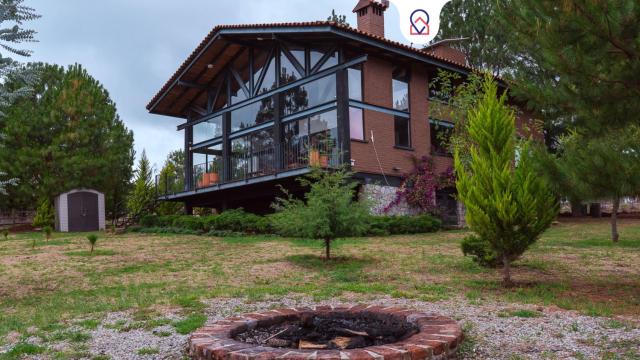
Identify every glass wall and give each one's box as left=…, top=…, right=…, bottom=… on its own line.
left=230, top=128, right=275, bottom=180
left=193, top=144, right=223, bottom=189
left=231, top=97, right=275, bottom=132
left=283, top=109, right=338, bottom=168
left=282, top=75, right=336, bottom=117
left=193, top=116, right=223, bottom=144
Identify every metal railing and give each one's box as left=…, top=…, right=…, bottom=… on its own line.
left=156, top=140, right=340, bottom=197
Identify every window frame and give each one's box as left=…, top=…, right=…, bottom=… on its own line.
left=393, top=114, right=412, bottom=149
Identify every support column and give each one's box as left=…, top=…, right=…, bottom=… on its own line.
left=184, top=120, right=193, bottom=191
left=222, top=111, right=232, bottom=182
left=336, top=66, right=351, bottom=167
left=185, top=203, right=193, bottom=216
left=273, top=94, right=283, bottom=171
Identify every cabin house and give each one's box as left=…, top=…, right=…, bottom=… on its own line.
left=148, top=0, right=536, bottom=221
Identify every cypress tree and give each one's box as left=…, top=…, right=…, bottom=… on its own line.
left=455, top=77, right=558, bottom=286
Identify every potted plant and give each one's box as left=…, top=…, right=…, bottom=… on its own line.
left=206, top=162, right=219, bottom=185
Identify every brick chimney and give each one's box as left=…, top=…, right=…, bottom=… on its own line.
left=353, top=0, right=389, bottom=38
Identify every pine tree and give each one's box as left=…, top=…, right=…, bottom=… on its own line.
left=0, top=0, right=40, bottom=113
left=271, top=168, right=370, bottom=260
left=156, top=149, right=185, bottom=215
left=435, top=0, right=513, bottom=76
left=455, top=77, right=558, bottom=287
left=502, top=0, right=640, bottom=135
left=127, top=150, right=156, bottom=223
left=0, top=63, right=135, bottom=215
left=553, top=127, right=640, bottom=242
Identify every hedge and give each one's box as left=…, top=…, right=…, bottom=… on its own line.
left=368, top=215, right=441, bottom=235
left=138, top=210, right=440, bottom=237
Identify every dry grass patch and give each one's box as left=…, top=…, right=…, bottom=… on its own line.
left=0, top=219, right=638, bottom=343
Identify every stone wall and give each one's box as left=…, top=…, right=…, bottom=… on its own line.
left=359, top=183, right=422, bottom=216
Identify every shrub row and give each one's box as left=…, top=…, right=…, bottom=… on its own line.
left=138, top=210, right=441, bottom=237
left=369, top=215, right=441, bottom=236
left=139, top=209, right=271, bottom=234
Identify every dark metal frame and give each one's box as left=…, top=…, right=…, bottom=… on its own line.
left=174, top=40, right=366, bottom=196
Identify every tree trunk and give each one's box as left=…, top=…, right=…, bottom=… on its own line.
left=611, top=197, right=620, bottom=243
left=324, top=238, right=331, bottom=261
left=502, top=254, right=513, bottom=287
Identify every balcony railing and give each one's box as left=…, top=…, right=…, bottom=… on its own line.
left=157, top=140, right=340, bottom=197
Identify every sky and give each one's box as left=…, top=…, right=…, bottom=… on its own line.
left=27, top=0, right=407, bottom=170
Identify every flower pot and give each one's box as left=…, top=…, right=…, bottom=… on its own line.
left=320, top=155, right=329, bottom=168
left=309, top=150, right=321, bottom=167
left=208, top=172, right=220, bottom=185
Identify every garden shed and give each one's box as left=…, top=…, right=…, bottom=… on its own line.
left=55, top=189, right=105, bottom=232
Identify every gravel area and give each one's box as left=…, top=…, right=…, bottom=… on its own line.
left=3, top=296, right=639, bottom=360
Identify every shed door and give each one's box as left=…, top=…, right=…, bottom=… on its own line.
left=68, top=192, right=99, bottom=232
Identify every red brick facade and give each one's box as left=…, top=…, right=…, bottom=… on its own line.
left=351, top=55, right=539, bottom=181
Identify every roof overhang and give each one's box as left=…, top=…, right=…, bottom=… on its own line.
left=147, top=22, right=475, bottom=119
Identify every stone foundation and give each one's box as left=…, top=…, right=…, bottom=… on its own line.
left=359, top=184, right=421, bottom=216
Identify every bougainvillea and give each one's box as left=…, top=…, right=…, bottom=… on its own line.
left=384, top=156, right=456, bottom=214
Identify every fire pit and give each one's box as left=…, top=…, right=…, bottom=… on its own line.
left=189, top=305, right=464, bottom=360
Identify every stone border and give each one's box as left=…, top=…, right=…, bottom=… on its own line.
left=189, top=305, right=464, bottom=360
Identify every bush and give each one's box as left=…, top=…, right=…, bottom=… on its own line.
left=368, top=215, right=441, bottom=236
left=171, top=216, right=205, bottom=232
left=134, top=209, right=271, bottom=235
left=33, top=198, right=55, bottom=228
left=204, top=209, right=271, bottom=234
left=461, top=234, right=502, bottom=268
left=139, top=214, right=160, bottom=228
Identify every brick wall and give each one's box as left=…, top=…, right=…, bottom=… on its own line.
left=351, top=58, right=431, bottom=177
left=350, top=54, right=542, bottom=180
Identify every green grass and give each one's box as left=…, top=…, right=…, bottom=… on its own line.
left=502, top=309, right=543, bottom=318
left=136, top=347, right=160, bottom=355
left=0, top=343, right=45, bottom=360
left=173, top=314, right=207, bottom=335
left=0, top=219, right=639, bottom=342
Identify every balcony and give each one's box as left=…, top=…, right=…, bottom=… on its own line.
left=157, top=140, right=340, bottom=199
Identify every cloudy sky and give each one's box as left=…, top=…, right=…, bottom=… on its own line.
left=28, top=0, right=407, bottom=169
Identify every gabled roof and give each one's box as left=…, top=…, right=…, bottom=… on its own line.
left=147, top=21, right=474, bottom=117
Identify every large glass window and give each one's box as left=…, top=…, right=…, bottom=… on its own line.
left=349, top=107, right=364, bottom=141
left=280, top=50, right=301, bottom=86
left=231, top=98, right=275, bottom=132
left=348, top=66, right=363, bottom=101
left=192, top=116, right=223, bottom=144
left=230, top=128, right=275, bottom=180
left=392, top=67, right=410, bottom=112
left=193, top=144, right=223, bottom=189
left=283, top=109, right=338, bottom=168
left=230, top=50, right=251, bottom=104
left=309, top=47, right=339, bottom=72
left=254, top=49, right=276, bottom=94
left=430, top=120, right=453, bottom=156
left=394, top=116, right=411, bottom=148
left=282, top=75, right=336, bottom=116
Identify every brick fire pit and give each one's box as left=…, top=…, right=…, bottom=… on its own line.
left=189, top=305, right=464, bottom=360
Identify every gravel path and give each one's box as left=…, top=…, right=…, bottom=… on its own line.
left=4, top=296, right=639, bottom=360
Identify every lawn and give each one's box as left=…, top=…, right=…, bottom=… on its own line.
left=0, top=218, right=639, bottom=356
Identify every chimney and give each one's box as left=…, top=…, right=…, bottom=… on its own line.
left=353, top=0, right=389, bottom=38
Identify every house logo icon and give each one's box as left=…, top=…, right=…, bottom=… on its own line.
left=409, top=9, right=430, bottom=36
